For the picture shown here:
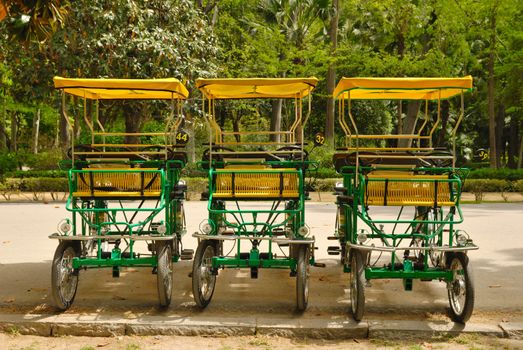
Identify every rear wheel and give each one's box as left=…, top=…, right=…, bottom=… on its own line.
left=296, top=244, right=310, bottom=311
left=349, top=249, right=366, bottom=321
left=192, top=240, right=217, bottom=308
left=156, top=241, right=173, bottom=307
left=448, top=252, right=474, bottom=323
left=51, top=241, right=80, bottom=310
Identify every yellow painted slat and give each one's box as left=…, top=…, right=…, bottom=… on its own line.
left=365, top=174, right=456, bottom=206
left=214, top=167, right=299, bottom=199
left=74, top=168, right=162, bottom=197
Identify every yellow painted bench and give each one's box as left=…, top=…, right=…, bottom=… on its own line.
left=213, top=166, right=299, bottom=199
left=73, top=168, right=162, bottom=198
left=365, top=172, right=456, bottom=206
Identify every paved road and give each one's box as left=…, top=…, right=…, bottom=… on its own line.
left=0, top=202, right=521, bottom=320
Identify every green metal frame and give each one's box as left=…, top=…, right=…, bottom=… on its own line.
left=54, top=159, right=186, bottom=270
left=336, top=164, right=474, bottom=286
left=199, top=159, right=317, bottom=272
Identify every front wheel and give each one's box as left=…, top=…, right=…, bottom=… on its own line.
left=156, top=241, right=173, bottom=307
left=192, top=240, right=217, bottom=308
left=448, top=252, right=474, bottom=323
left=296, top=244, right=310, bottom=311
left=349, top=249, right=366, bottom=321
left=51, top=241, right=80, bottom=310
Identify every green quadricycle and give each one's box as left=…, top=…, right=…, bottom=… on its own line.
left=49, top=77, right=191, bottom=310
left=192, top=78, right=319, bottom=311
left=331, top=77, right=478, bottom=323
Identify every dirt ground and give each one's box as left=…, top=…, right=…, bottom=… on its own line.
left=1, top=333, right=523, bottom=350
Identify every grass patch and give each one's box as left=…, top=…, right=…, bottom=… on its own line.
left=6, top=326, right=20, bottom=336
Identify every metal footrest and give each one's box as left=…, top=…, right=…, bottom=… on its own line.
left=327, top=246, right=341, bottom=255
left=180, top=249, right=194, bottom=260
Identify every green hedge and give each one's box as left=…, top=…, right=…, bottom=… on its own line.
left=6, top=170, right=68, bottom=179
left=462, top=179, right=510, bottom=192
left=468, top=168, right=523, bottom=181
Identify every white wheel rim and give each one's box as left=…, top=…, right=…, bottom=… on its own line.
left=160, top=247, right=173, bottom=297
left=350, top=254, right=357, bottom=313
left=449, top=258, right=467, bottom=315
left=199, top=245, right=215, bottom=300
left=58, top=247, right=77, bottom=302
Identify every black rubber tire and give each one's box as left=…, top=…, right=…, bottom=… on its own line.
left=276, top=146, right=309, bottom=161
left=51, top=241, right=80, bottom=311
left=448, top=252, right=475, bottom=323
left=156, top=241, right=173, bottom=308
left=192, top=240, right=217, bottom=308
left=296, top=244, right=310, bottom=312
left=349, top=249, right=366, bottom=321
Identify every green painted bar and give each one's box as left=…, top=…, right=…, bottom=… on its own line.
left=72, top=257, right=157, bottom=268
left=365, top=268, right=453, bottom=281
left=211, top=257, right=296, bottom=269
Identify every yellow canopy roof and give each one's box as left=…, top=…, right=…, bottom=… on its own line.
left=196, top=78, right=318, bottom=99
left=334, top=76, right=473, bottom=100
left=53, top=77, right=189, bottom=100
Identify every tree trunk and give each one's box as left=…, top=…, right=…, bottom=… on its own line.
left=271, top=100, right=282, bottom=143
left=32, top=108, right=41, bottom=154
left=436, top=100, right=450, bottom=148
left=187, top=114, right=196, bottom=162
left=507, top=116, right=519, bottom=169
left=325, top=0, right=339, bottom=146
left=0, top=96, right=6, bottom=151
left=398, top=101, right=420, bottom=148
left=59, top=105, right=70, bottom=155
left=487, top=11, right=498, bottom=168
left=495, top=103, right=505, bottom=167
left=518, top=134, right=523, bottom=169
left=396, top=101, right=403, bottom=147
left=211, top=4, right=219, bottom=27
left=232, top=111, right=241, bottom=143
left=10, top=113, right=17, bottom=152
left=124, top=113, right=142, bottom=144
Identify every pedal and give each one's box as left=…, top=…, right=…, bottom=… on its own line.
left=327, top=236, right=339, bottom=240
left=313, top=262, right=326, bottom=268
left=222, top=230, right=235, bottom=236
left=180, top=249, right=194, bottom=260
left=272, top=228, right=286, bottom=237
left=327, top=246, right=341, bottom=255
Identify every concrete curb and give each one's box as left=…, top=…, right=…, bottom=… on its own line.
left=1, top=313, right=520, bottom=339
left=368, top=320, right=504, bottom=340
left=499, top=322, right=523, bottom=340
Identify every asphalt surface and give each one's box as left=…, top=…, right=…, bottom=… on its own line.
left=0, top=201, right=522, bottom=322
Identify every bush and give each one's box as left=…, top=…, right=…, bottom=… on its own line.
left=462, top=179, right=511, bottom=201
left=185, top=177, right=208, bottom=193
left=7, top=170, right=67, bottom=178
left=25, top=151, right=63, bottom=170
left=181, top=162, right=206, bottom=178
left=0, top=178, right=21, bottom=200
left=468, top=168, right=523, bottom=181
left=18, top=178, right=69, bottom=192
left=0, top=152, right=18, bottom=178
left=305, top=178, right=342, bottom=192
left=515, top=179, right=523, bottom=195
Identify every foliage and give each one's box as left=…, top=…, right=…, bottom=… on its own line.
left=0, top=0, right=521, bottom=170
left=515, top=180, right=523, bottom=195
left=0, top=151, right=18, bottom=176
left=7, top=169, right=67, bottom=179
left=468, top=168, right=523, bottom=181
